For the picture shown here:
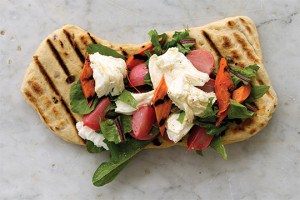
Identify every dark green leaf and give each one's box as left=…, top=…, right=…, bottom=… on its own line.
left=194, top=121, right=228, bottom=136
left=87, top=44, right=125, bottom=60
left=104, top=103, right=118, bottom=118
left=246, top=85, right=270, bottom=102
left=70, top=81, right=99, bottom=114
left=119, top=115, right=132, bottom=134
left=86, top=140, right=106, bottom=153
left=195, top=150, right=204, bottom=156
left=92, top=139, right=151, bottom=186
left=210, top=136, right=227, bottom=160
left=177, top=112, right=186, bottom=123
left=100, top=119, right=121, bottom=144
left=117, top=90, right=137, bottom=108
left=148, top=126, right=160, bottom=136
left=230, top=64, right=260, bottom=80
left=199, top=97, right=218, bottom=122
left=228, top=100, right=254, bottom=119
left=144, top=71, right=153, bottom=87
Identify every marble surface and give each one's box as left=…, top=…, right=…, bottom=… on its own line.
left=1, top=0, right=299, bottom=199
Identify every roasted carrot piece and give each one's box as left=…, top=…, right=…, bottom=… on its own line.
left=135, top=43, right=154, bottom=56
left=152, top=75, right=172, bottom=135
left=80, top=54, right=95, bottom=107
left=126, top=55, right=144, bottom=70
left=232, top=84, right=251, bottom=103
left=215, top=58, right=234, bottom=126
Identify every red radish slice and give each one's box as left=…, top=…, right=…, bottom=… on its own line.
left=187, top=50, right=215, bottom=75
left=126, top=57, right=144, bottom=70
left=131, top=106, right=157, bottom=140
left=83, top=97, right=111, bottom=130
left=187, top=126, right=213, bottom=150
left=129, top=63, right=148, bottom=87
left=197, top=79, right=215, bottom=93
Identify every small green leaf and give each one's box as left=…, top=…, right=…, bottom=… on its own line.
left=119, top=115, right=132, bottom=134
left=117, top=90, right=137, bottom=108
left=70, top=81, right=99, bottom=114
left=87, top=44, right=125, bottom=60
left=92, top=139, right=151, bottom=186
left=228, top=100, right=254, bottom=119
left=210, top=136, right=227, bottom=160
left=144, top=71, right=153, bottom=87
left=100, top=119, right=121, bottom=144
left=86, top=140, right=106, bottom=153
left=195, top=150, right=204, bottom=156
left=194, top=120, right=228, bottom=136
left=230, top=64, right=260, bottom=80
left=246, top=85, right=270, bottom=102
left=177, top=112, right=186, bottom=123
left=148, top=126, right=160, bottom=136
left=199, top=97, right=218, bottom=122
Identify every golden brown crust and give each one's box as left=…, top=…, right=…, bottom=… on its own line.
left=21, top=16, right=277, bottom=148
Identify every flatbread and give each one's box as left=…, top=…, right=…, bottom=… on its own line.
left=21, top=16, right=277, bottom=148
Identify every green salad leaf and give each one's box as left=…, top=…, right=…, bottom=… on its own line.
left=228, top=100, right=254, bottom=119
left=177, top=112, right=186, bottom=123
left=119, top=115, right=132, bottom=134
left=86, top=140, right=106, bottom=153
left=148, top=29, right=195, bottom=55
left=92, top=139, right=151, bottom=186
left=195, top=150, right=204, bottom=156
left=117, top=90, right=137, bottom=108
left=199, top=97, right=218, bottom=122
left=230, top=64, right=259, bottom=79
left=70, top=81, right=99, bottom=114
left=148, top=126, right=160, bottom=136
left=144, top=71, right=153, bottom=87
left=100, top=119, right=121, bottom=144
left=210, top=136, right=227, bottom=160
left=246, top=85, right=270, bottom=102
left=87, top=44, right=125, bottom=60
left=194, top=120, right=228, bottom=136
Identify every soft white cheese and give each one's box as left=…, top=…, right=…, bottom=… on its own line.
left=90, top=52, right=127, bottom=98
left=115, top=90, right=154, bottom=115
left=76, top=121, right=108, bottom=150
left=148, top=47, right=216, bottom=142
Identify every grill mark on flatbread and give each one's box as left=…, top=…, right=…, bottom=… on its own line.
left=24, top=90, right=48, bottom=123
left=87, top=32, right=97, bottom=44
left=202, top=30, right=222, bottom=58
left=33, top=56, right=78, bottom=128
left=239, top=17, right=252, bottom=34
left=47, top=39, right=71, bottom=76
left=233, top=33, right=259, bottom=63
left=63, top=29, right=85, bottom=64
left=80, top=35, right=90, bottom=46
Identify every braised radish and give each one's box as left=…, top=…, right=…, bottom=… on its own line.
left=129, top=63, right=148, bottom=87
left=131, top=106, right=157, bottom=140
left=83, top=97, right=111, bottom=130
left=186, top=50, right=215, bottom=75
left=187, top=126, right=213, bottom=150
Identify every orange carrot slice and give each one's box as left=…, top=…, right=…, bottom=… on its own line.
left=80, top=54, right=95, bottom=107
left=126, top=43, right=155, bottom=70
left=152, top=75, right=172, bottom=135
left=232, top=84, right=251, bottom=103
left=215, top=58, right=234, bottom=126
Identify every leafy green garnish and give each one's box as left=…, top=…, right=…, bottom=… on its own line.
left=199, top=97, right=218, bottom=122
left=246, top=85, right=270, bottom=102
left=119, top=115, right=132, bottom=134
left=143, top=71, right=153, bottom=87
left=210, top=136, right=227, bottom=160
left=230, top=64, right=260, bottom=86
left=148, top=126, right=160, bottom=136
left=117, top=90, right=137, bottom=108
left=92, top=139, right=151, bottom=186
left=194, top=120, right=228, bottom=136
left=177, top=112, right=186, bottom=123
left=195, top=150, right=204, bottom=156
left=148, top=29, right=195, bottom=55
left=100, top=119, right=121, bottom=144
left=87, top=44, right=125, bottom=60
left=86, top=140, right=106, bottom=153
left=228, top=100, right=254, bottom=119
left=104, top=103, right=118, bottom=118
left=70, top=81, right=99, bottom=114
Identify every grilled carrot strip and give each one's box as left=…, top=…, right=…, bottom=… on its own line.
left=215, top=58, right=234, bottom=126
left=152, top=75, right=172, bottom=135
left=80, top=54, right=95, bottom=107
left=232, top=84, right=251, bottom=103
left=126, top=43, right=154, bottom=70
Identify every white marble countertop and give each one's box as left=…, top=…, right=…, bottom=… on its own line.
left=1, top=0, right=299, bottom=199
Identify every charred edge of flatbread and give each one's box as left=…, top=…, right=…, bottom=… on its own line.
left=21, top=16, right=277, bottom=148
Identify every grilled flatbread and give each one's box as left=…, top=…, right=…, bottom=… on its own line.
left=21, top=16, right=277, bottom=148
